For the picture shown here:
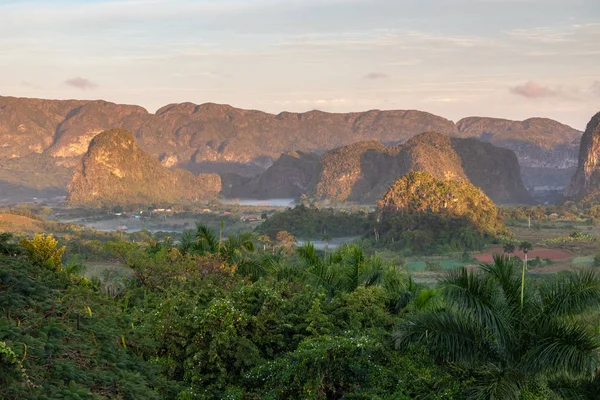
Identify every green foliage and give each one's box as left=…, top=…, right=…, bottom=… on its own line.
left=257, top=204, right=369, bottom=239
left=0, top=233, right=21, bottom=255
left=394, top=255, right=600, bottom=399
left=5, top=222, right=600, bottom=399
left=0, top=253, right=179, bottom=399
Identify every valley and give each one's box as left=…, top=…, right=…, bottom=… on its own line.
left=2, top=101, right=600, bottom=399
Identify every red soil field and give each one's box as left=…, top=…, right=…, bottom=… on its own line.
left=474, top=248, right=572, bottom=263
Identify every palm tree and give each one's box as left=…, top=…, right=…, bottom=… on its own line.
left=393, top=254, right=600, bottom=399
left=296, top=243, right=384, bottom=297
left=518, top=241, right=533, bottom=308
left=503, top=242, right=516, bottom=259
left=183, top=223, right=260, bottom=278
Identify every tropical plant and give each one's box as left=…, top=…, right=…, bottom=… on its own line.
left=393, top=254, right=600, bottom=399
left=181, top=223, right=260, bottom=278
left=297, top=242, right=386, bottom=297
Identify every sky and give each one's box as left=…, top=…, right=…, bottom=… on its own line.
left=0, top=0, right=599, bottom=129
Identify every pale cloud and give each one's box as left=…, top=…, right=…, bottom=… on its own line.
left=510, top=81, right=557, bottom=98
left=363, top=72, right=390, bottom=80
left=64, top=77, right=98, bottom=90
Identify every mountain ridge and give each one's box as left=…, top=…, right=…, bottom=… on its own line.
left=0, top=95, right=582, bottom=196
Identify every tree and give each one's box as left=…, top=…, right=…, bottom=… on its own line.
left=394, top=255, right=600, bottom=399
left=257, top=234, right=271, bottom=251
left=185, top=223, right=260, bottom=278
left=503, top=242, right=516, bottom=259
left=518, top=241, right=533, bottom=308
left=276, top=230, right=296, bottom=248
left=19, top=233, right=65, bottom=271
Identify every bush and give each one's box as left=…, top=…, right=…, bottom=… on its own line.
left=19, top=233, right=65, bottom=271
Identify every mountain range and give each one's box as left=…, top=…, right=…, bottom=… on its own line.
left=0, top=96, right=581, bottom=202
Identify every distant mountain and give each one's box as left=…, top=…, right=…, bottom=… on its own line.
left=565, top=112, right=600, bottom=201
left=455, top=117, right=581, bottom=190
left=234, top=132, right=532, bottom=205
left=66, top=129, right=221, bottom=208
left=0, top=95, right=581, bottom=197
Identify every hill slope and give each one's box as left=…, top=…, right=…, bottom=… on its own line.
left=66, top=129, right=221, bottom=208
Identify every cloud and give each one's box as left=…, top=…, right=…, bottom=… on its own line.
left=64, top=77, right=97, bottom=90
left=509, top=81, right=556, bottom=99
left=363, top=72, right=390, bottom=80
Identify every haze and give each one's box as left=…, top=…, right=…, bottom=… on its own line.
left=1, top=0, right=599, bottom=129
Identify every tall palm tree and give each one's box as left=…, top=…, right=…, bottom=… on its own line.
left=393, top=254, right=600, bottom=399
left=518, top=241, right=533, bottom=308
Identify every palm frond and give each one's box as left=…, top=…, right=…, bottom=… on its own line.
left=194, top=223, right=219, bottom=254
left=465, top=365, right=522, bottom=400
left=440, top=267, right=513, bottom=350
left=521, top=320, right=600, bottom=380
left=479, top=254, right=522, bottom=312
left=236, top=258, right=265, bottom=281
left=296, top=242, right=321, bottom=268
left=393, top=309, right=495, bottom=365
left=540, top=269, right=600, bottom=318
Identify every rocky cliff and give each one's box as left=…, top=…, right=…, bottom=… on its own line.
left=565, top=112, right=600, bottom=200
left=66, top=129, right=221, bottom=208
left=0, top=95, right=581, bottom=197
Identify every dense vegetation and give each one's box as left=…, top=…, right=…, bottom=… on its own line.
left=3, top=223, right=600, bottom=399
left=256, top=204, right=370, bottom=239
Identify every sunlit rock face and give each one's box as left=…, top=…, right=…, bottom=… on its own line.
left=565, top=112, right=600, bottom=199
left=66, top=129, right=221, bottom=208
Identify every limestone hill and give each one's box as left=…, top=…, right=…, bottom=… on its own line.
left=374, top=171, right=505, bottom=253
left=565, top=112, right=600, bottom=202
left=66, top=129, right=221, bottom=208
